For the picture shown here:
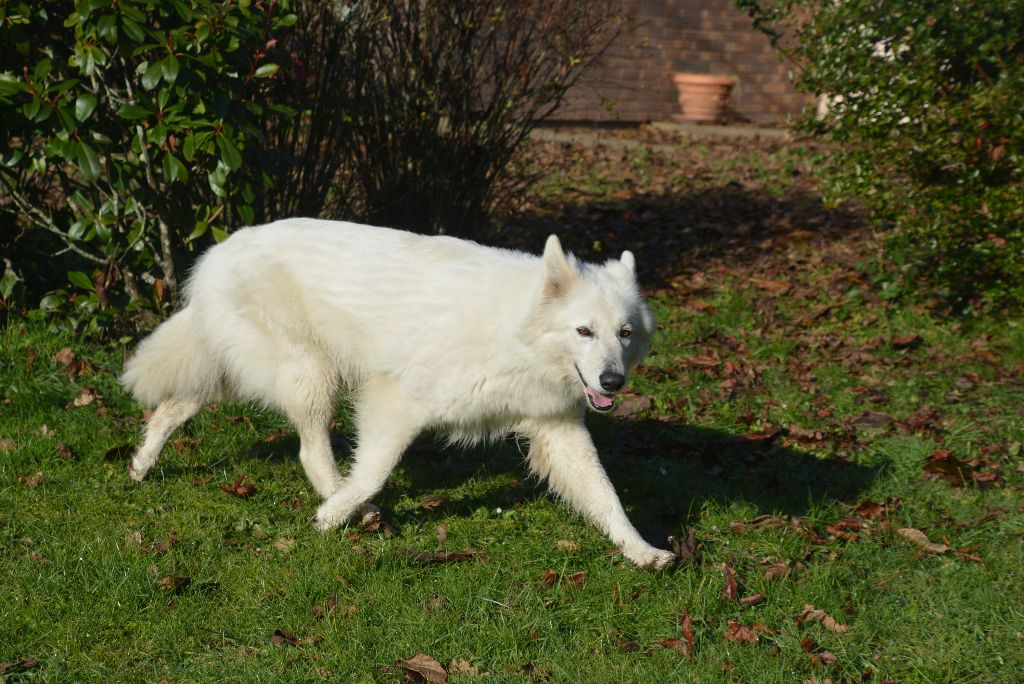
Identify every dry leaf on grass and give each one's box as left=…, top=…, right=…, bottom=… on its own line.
left=612, top=394, right=652, bottom=417
left=0, top=658, right=40, bottom=675
left=724, top=620, right=768, bottom=643
left=896, top=527, right=951, bottom=554
left=448, top=659, right=479, bottom=677
left=420, top=494, right=449, bottom=512
left=555, top=539, right=579, bottom=552
left=271, top=629, right=323, bottom=647
left=720, top=563, right=739, bottom=602
left=656, top=638, right=692, bottom=655
left=69, top=387, right=99, bottom=408
left=311, top=594, right=338, bottom=619
left=749, top=277, right=791, bottom=295
left=401, top=652, right=447, bottom=683
left=17, top=472, right=42, bottom=488
left=740, top=592, right=766, bottom=607
left=221, top=475, right=256, bottom=498
left=798, top=605, right=849, bottom=633
left=156, top=574, right=192, bottom=594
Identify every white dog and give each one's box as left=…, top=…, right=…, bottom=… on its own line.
left=121, top=220, right=674, bottom=569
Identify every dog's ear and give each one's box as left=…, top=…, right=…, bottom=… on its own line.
left=620, top=250, right=636, bottom=276
left=542, top=235, right=576, bottom=300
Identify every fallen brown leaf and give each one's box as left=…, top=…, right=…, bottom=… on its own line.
left=763, top=560, right=791, bottom=581
left=24, top=552, right=50, bottom=565
left=145, top=531, right=179, bottom=555
left=53, top=347, right=75, bottom=366
left=0, top=437, right=15, bottom=452
left=849, top=410, right=894, bottom=431
left=614, top=636, right=642, bottom=652
left=448, top=659, right=479, bottom=677
left=656, top=638, right=692, bottom=656
left=555, top=539, right=580, bottom=552
left=724, top=620, right=760, bottom=643
left=70, top=387, right=99, bottom=408
left=17, top=472, right=42, bottom=488
left=565, top=571, right=587, bottom=587
left=156, top=574, right=192, bottom=593
left=684, top=354, right=720, bottom=368
left=420, top=494, right=449, bottom=512
left=672, top=526, right=700, bottom=566
left=401, top=652, right=448, bottom=683
left=270, top=629, right=299, bottom=647
left=740, top=592, right=766, bottom=607
left=922, top=449, right=972, bottom=486
left=312, top=593, right=339, bottom=620
left=730, top=514, right=791, bottom=534
left=612, top=394, right=652, bottom=417
left=56, top=442, right=75, bottom=460
left=749, top=277, right=791, bottom=295
left=0, top=658, right=40, bottom=675
left=221, top=475, right=256, bottom=498
left=798, top=605, right=849, bottom=633
left=896, top=527, right=951, bottom=554
left=721, top=563, right=739, bottom=602
left=891, top=333, right=921, bottom=350
left=658, top=607, right=696, bottom=656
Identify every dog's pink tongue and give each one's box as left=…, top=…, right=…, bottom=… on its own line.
left=587, top=386, right=614, bottom=409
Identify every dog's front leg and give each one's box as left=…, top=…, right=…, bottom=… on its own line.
left=520, top=416, right=675, bottom=569
left=313, top=377, right=422, bottom=531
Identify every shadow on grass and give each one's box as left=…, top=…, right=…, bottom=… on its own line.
left=493, top=185, right=866, bottom=290
left=316, top=414, right=882, bottom=534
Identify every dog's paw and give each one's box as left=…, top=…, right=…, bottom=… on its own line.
left=624, top=545, right=677, bottom=570
left=311, top=513, right=339, bottom=532
left=649, top=549, right=677, bottom=571
left=127, top=462, right=147, bottom=483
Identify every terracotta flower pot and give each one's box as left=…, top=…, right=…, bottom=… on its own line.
left=672, top=73, right=736, bottom=123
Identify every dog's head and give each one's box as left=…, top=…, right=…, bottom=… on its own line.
left=533, top=235, right=656, bottom=413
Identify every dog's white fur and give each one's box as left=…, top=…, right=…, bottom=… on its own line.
left=122, top=219, right=674, bottom=568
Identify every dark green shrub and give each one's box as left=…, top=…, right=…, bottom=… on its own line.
left=0, top=0, right=302, bottom=327
left=739, top=0, right=1024, bottom=311
left=326, top=0, right=622, bottom=237
left=0, top=0, right=620, bottom=329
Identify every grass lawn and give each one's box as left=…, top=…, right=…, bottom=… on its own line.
left=2, top=127, right=1023, bottom=683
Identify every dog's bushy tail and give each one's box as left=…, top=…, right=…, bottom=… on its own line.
left=121, top=306, right=218, bottom=407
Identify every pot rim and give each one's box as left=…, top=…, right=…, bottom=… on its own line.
left=672, top=72, right=737, bottom=86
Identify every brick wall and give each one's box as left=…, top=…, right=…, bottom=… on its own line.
left=551, top=0, right=812, bottom=124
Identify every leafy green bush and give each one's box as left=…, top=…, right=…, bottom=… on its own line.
left=0, top=0, right=301, bottom=327
left=1, top=1, right=621, bottom=330
left=739, top=0, right=1024, bottom=311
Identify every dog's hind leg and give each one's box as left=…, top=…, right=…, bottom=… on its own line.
left=313, top=376, right=421, bottom=530
left=271, top=352, right=345, bottom=500
left=520, top=416, right=676, bottom=570
left=129, top=399, right=203, bottom=481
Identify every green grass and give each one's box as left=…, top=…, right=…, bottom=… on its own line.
left=3, top=135, right=1024, bottom=682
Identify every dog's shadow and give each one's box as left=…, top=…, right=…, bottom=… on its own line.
left=360, top=415, right=880, bottom=534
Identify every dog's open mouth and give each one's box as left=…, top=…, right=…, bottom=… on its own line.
left=575, top=365, right=615, bottom=412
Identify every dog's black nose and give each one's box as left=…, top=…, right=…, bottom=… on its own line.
left=599, top=371, right=625, bottom=392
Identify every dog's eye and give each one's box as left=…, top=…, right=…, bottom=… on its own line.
left=620, top=328, right=632, bottom=338
left=576, top=327, right=592, bottom=337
